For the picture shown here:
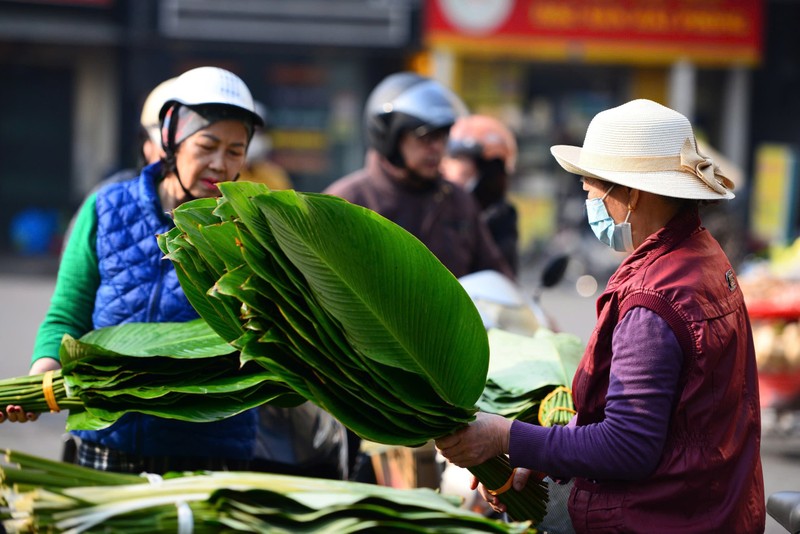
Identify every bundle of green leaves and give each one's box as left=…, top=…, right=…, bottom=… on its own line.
left=0, top=449, right=533, bottom=533
left=0, top=320, right=299, bottom=430
left=478, top=328, right=582, bottom=424
left=157, top=181, right=547, bottom=522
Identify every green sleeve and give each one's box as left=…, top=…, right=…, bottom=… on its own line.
left=31, top=194, right=99, bottom=366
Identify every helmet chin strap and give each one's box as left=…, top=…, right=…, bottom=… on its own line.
left=174, top=168, right=197, bottom=203
left=171, top=169, right=241, bottom=205
left=163, top=103, right=197, bottom=204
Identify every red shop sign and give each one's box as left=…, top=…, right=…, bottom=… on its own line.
left=425, top=0, right=763, bottom=66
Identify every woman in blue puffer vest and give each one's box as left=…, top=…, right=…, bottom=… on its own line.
left=5, top=66, right=265, bottom=474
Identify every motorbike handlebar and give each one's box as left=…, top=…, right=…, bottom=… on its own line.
left=768, top=491, right=800, bottom=533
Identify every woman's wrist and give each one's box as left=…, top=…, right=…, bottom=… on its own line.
left=498, top=415, right=512, bottom=454
left=29, top=357, right=61, bottom=375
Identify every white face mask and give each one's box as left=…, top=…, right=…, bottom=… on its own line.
left=585, top=184, right=634, bottom=253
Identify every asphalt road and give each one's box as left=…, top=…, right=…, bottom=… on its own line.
left=0, top=270, right=797, bottom=532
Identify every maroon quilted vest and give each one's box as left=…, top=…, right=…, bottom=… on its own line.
left=569, top=207, right=765, bottom=533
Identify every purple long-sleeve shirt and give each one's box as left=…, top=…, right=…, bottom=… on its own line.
left=509, top=306, right=683, bottom=481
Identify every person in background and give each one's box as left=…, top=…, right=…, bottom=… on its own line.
left=94, top=77, right=179, bottom=188
left=324, top=71, right=513, bottom=280
left=435, top=99, right=765, bottom=533
left=250, top=402, right=348, bottom=480
left=56, top=77, right=178, bottom=249
left=136, top=77, right=177, bottom=168
left=441, top=114, right=520, bottom=275
left=237, top=101, right=293, bottom=191
left=1, top=66, right=264, bottom=475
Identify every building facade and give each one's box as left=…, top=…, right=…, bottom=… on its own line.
left=4, top=0, right=799, bottom=264
left=0, top=0, right=421, bottom=255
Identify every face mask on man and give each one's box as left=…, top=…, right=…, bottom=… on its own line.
left=585, top=183, right=634, bottom=252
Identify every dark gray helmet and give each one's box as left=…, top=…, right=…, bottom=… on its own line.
left=364, top=72, right=467, bottom=165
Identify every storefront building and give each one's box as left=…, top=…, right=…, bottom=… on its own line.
left=0, top=0, right=420, bottom=258
left=1, top=0, right=783, bottom=266
left=422, top=0, right=763, bottom=253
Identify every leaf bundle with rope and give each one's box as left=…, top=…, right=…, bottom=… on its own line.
left=0, top=320, right=299, bottom=430
left=0, top=449, right=534, bottom=533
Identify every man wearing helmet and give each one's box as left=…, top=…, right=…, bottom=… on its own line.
left=441, top=114, right=520, bottom=274
left=3, top=67, right=264, bottom=474
left=324, top=72, right=513, bottom=280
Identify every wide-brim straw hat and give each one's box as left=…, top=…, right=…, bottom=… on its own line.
left=550, top=99, right=735, bottom=200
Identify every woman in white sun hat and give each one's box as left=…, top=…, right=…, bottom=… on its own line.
left=437, top=99, right=764, bottom=533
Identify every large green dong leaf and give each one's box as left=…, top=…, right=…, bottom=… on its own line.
left=60, top=319, right=235, bottom=366
left=246, top=188, right=489, bottom=410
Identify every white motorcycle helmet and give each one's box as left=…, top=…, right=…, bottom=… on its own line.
left=159, top=66, right=263, bottom=155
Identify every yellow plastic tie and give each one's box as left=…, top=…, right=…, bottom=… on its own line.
left=538, top=385, right=575, bottom=426
left=543, top=406, right=577, bottom=424
left=42, top=370, right=60, bottom=413
left=487, top=468, right=517, bottom=496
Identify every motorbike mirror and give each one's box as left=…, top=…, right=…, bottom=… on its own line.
left=541, top=254, right=569, bottom=289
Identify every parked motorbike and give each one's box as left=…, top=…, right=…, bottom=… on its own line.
left=458, top=254, right=569, bottom=334
left=769, top=491, right=800, bottom=533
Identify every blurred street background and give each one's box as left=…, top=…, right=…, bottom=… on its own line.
left=1, top=0, right=794, bottom=263
left=2, top=0, right=800, bottom=532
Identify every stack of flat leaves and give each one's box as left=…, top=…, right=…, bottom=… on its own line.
left=1, top=449, right=533, bottom=533
left=0, top=320, right=300, bottom=430
left=157, top=181, right=547, bottom=522
left=478, top=328, right=582, bottom=425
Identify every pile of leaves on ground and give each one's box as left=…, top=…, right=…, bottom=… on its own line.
left=0, top=449, right=535, bottom=533
left=478, top=328, right=582, bottom=426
